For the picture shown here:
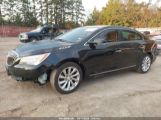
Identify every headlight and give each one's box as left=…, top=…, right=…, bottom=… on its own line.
left=19, top=53, right=50, bottom=65
left=20, top=34, right=28, bottom=39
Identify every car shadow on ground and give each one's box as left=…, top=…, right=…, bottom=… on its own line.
left=9, top=68, right=133, bottom=95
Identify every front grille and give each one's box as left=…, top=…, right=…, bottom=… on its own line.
left=7, top=51, right=19, bottom=66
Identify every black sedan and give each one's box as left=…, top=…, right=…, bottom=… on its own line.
left=6, top=26, right=157, bottom=94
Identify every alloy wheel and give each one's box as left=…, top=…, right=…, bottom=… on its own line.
left=58, top=66, right=80, bottom=92
left=141, top=56, right=151, bottom=72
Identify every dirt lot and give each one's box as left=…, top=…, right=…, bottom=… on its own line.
left=0, top=37, right=161, bottom=117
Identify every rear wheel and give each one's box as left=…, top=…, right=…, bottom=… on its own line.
left=50, top=62, right=83, bottom=94
left=136, top=54, right=151, bottom=73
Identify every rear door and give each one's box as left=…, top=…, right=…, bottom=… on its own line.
left=116, top=29, right=145, bottom=68
left=41, top=27, right=52, bottom=39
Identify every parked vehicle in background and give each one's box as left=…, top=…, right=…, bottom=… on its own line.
left=151, top=34, right=161, bottom=54
left=6, top=26, right=157, bottom=94
left=19, top=25, right=64, bottom=43
left=141, top=31, right=151, bottom=36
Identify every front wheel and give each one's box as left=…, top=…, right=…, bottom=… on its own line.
left=136, top=54, right=152, bottom=73
left=50, top=62, right=83, bottom=94
left=30, top=38, right=38, bottom=42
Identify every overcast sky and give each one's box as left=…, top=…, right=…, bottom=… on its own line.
left=82, top=0, right=160, bottom=15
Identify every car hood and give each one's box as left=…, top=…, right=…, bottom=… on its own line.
left=26, top=31, right=40, bottom=36
left=20, top=31, right=40, bottom=36
left=14, top=40, right=72, bottom=57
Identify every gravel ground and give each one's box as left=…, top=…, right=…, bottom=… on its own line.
left=0, top=37, right=161, bottom=117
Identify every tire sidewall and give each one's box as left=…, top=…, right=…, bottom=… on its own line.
left=50, top=62, right=83, bottom=94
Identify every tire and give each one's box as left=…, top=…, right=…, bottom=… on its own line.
left=30, top=38, right=37, bottom=42
left=50, top=62, right=83, bottom=94
left=136, top=54, right=152, bottom=73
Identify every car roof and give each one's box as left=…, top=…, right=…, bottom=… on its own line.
left=83, top=25, right=136, bottom=31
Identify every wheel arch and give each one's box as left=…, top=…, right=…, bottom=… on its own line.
left=145, top=41, right=157, bottom=63
left=51, top=58, right=86, bottom=79
left=147, top=52, right=155, bottom=63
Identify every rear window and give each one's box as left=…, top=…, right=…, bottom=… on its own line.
left=121, top=30, right=142, bottom=41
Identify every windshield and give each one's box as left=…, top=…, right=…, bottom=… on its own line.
left=31, top=27, right=43, bottom=32
left=55, top=27, right=100, bottom=43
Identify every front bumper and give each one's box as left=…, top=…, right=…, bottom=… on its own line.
left=6, top=63, right=50, bottom=81
left=19, top=38, right=29, bottom=43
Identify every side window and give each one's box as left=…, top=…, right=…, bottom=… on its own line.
left=45, top=28, right=50, bottom=33
left=42, top=28, right=51, bottom=34
left=93, top=30, right=118, bottom=44
left=48, top=28, right=53, bottom=34
left=121, top=30, right=142, bottom=41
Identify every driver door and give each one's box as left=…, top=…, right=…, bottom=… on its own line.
left=81, top=29, right=122, bottom=75
left=41, top=27, right=51, bottom=39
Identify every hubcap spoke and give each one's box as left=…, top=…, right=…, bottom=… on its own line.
left=68, top=67, right=72, bottom=75
left=142, top=56, right=151, bottom=72
left=71, top=73, right=79, bottom=77
left=59, top=80, right=66, bottom=85
left=71, top=68, right=77, bottom=74
left=62, top=81, right=68, bottom=89
left=67, top=81, right=71, bottom=90
left=70, top=80, right=76, bottom=87
left=71, top=77, right=79, bottom=82
left=59, top=74, right=66, bottom=79
left=62, top=69, right=68, bottom=77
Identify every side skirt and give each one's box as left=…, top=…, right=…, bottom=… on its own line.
left=89, top=65, right=136, bottom=77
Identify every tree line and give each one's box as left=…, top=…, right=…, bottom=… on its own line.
left=0, top=0, right=85, bottom=28
left=1, top=0, right=161, bottom=28
left=86, top=0, right=161, bottom=28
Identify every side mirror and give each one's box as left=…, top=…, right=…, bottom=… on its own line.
left=87, top=42, right=98, bottom=49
